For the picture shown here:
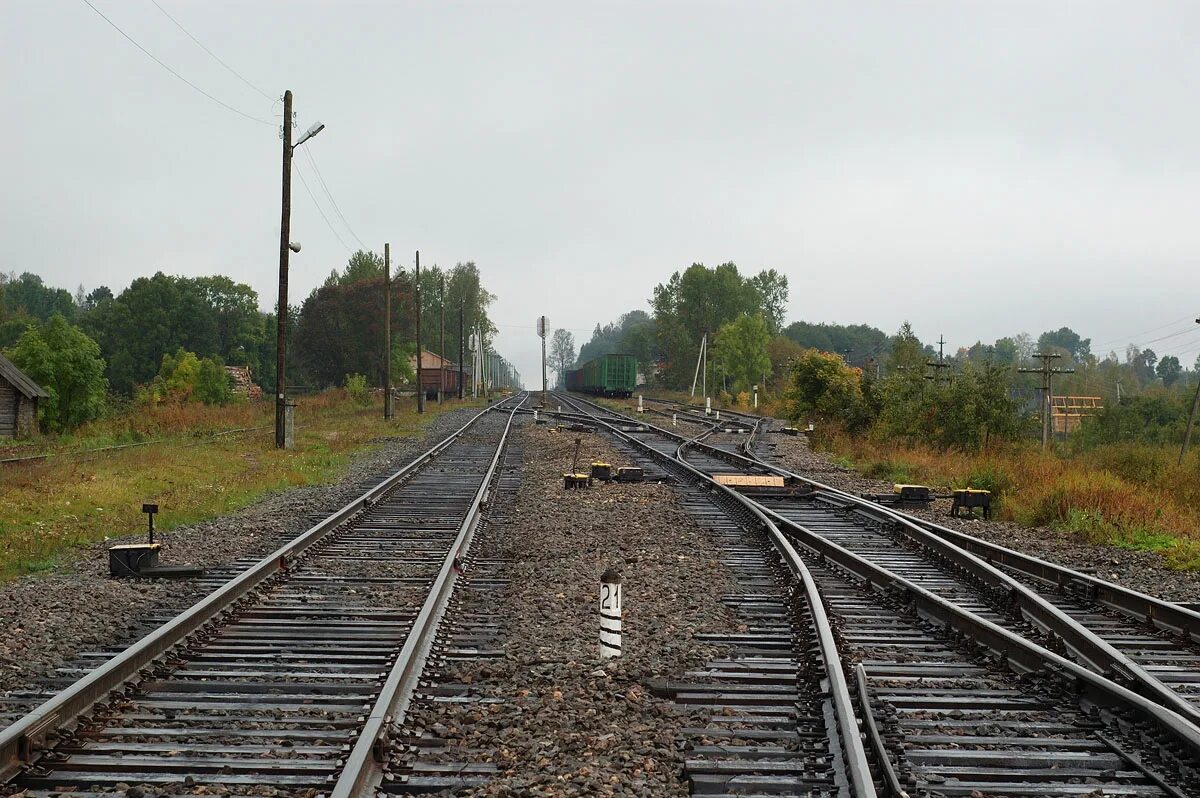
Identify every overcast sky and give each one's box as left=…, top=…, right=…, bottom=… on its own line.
left=4, top=1, right=1200, bottom=382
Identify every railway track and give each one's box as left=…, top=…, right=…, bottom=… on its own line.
left=0, top=395, right=524, bottom=797
left=556, top=391, right=1200, bottom=797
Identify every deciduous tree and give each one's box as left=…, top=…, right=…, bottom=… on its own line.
left=7, top=313, right=107, bottom=431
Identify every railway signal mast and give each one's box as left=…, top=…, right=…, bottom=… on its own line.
left=537, top=315, right=548, bottom=406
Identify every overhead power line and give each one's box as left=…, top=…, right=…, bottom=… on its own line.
left=79, top=0, right=274, bottom=125
left=1091, top=315, right=1198, bottom=350
left=149, top=0, right=274, bottom=102
left=302, top=147, right=367, bottom=250
left=295, top=162, right=352, bottom=253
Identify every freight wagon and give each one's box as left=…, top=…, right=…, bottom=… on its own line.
left=565, top=353, right=637, bottom=397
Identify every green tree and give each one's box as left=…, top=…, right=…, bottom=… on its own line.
left=143, top=348, right=232, bottom=405
left=0, top=272, right=76, bottom=322
left=746, top=269, right=789, bottom=333
left=651, top=262, right=782, bottom=387
left=549, top=329, right=576, bottom=384
left=7, top=314, right=107, bottom=431
left=1156, top=355, right=1182, bottom=386
left=711, top=314, right=771, bottom=395
left=784, top=348, right=869, bottom=431
left=1038, top=327, right=1091, bottom=361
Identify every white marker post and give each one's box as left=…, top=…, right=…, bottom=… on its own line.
left=672, top=413, right=677, bottom=427
left=753, top=385, right=759, bottom=409
left=534, top=409, right=539, bottom=423
left=705, top=397, right=712, bottom=416
left=637, top=394, right=643, bottom=413
left=599, top=567, right=623, bottom=660
left=716, top=410, right=721, bottom=421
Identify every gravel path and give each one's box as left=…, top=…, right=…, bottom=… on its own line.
left=766, top=429, right=1200, bottom=602
left=0, top=405, right=483, bottom=694
left=402, top=421, right=738, bottom=796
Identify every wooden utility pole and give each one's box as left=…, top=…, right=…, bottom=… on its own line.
left=479, top=325, right=487, bottom=395
left=383, top=243, right=393, bottom=419
left=925, top=334, right=951, bottom=383
left=1019, top=352, right=1074, bottom=450
left=538, top=316, right=548, bottom=405
left=1178, top=318, right=1200, bottom=464
left=415, top=251, right=424, bottom=413
left=275, top=89, right=293, bottom=449
left=439, top=276, right=446, bottom=403
left=458, top=301, right=465, bottom=400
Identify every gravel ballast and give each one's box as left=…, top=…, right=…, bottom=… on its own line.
left=766, top=428, right=1200, bottom=602
left=0, top=404, right=484, bottom=694
left=401, top=421, right=738, bottom=796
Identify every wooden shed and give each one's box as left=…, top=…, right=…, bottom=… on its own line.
left=0, top=352, right=48, bottom=439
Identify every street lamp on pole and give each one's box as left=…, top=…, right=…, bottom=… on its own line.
left=275, top=89, right=324, bottom=449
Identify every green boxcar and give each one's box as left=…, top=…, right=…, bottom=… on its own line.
left=579, top=353, right=636, bottom=397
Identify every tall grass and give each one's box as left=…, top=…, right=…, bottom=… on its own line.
left=818, top=433, right=1200, bottom=570
left=0, top=392, right=479, bottom=580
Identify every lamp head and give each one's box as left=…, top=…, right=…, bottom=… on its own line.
left=289, top=241, right=302, bottom=253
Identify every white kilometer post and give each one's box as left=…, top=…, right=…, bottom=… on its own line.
left=599, top=567, right=623, bottom=659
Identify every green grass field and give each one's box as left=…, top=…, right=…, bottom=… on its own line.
left=0, top=392, right=480, bottom=580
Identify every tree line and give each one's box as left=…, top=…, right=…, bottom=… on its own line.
left=564, top=261, right=1200, bottom=451
left=0, top=256, right=497, bottom=433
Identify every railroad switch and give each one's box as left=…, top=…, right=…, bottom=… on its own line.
left=615, top=466, right=644, bottom=483
left=950, top=488, right=992, bottom=520
left=108, top=503, right=204, bottom=579
left=590, top=462, right=614, bottom=481
left=563, top=473, right=591, bottom=489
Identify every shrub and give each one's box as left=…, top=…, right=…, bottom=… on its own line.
left=965, top=463, right=1013, bottom=496
left=345, top=373, right=371, bottom=406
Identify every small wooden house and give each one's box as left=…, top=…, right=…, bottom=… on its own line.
left=0, top=353, right=48, bottom=439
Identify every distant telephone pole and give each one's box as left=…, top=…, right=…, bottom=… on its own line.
left=439, top=275, right=446, bottom=404
left=925, top=334, right=951, bottom=383
left=1019, top=352, right=1074, bottom=450
left=1179, top=318, right=1200, bottom=464
left=458, top=301, right=465, bottom=400
left=415, top=250, right=423, bottom=413
left=383, top=242, right=393, bottom=420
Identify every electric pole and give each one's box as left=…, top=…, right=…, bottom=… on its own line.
left=925, top=334, right=951, bottom=383
left=439, top=275, right=446, bottom=403
left=538, top=315, right=548, bottom=406
left=1178, top=318, right=1200, bottom=464
left=415, top=251, right=424, bottom=413
left=383, top=242, right=393, bottom=420
left=1019, top=352, right=1074, bottom=450
left=458, top=300, right=465, bottom=400
left=275, top=90, right=293, bottom=449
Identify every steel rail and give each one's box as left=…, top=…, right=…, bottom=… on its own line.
left=686, top=401, right=1200, bottom=647
left=554, top=393, right=877, bottom=798
left=565, top=392, right=1200, bottom=755
left=330, top=397, right=522, bottom=796
left=0, top=397, right=519, bottom=782
left=657, top=404, right=1200, bottom=730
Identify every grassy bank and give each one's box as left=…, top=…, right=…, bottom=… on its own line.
left=0, top=393, right=480, bottom=580
left=819, top=433, right=1200, bottom=570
